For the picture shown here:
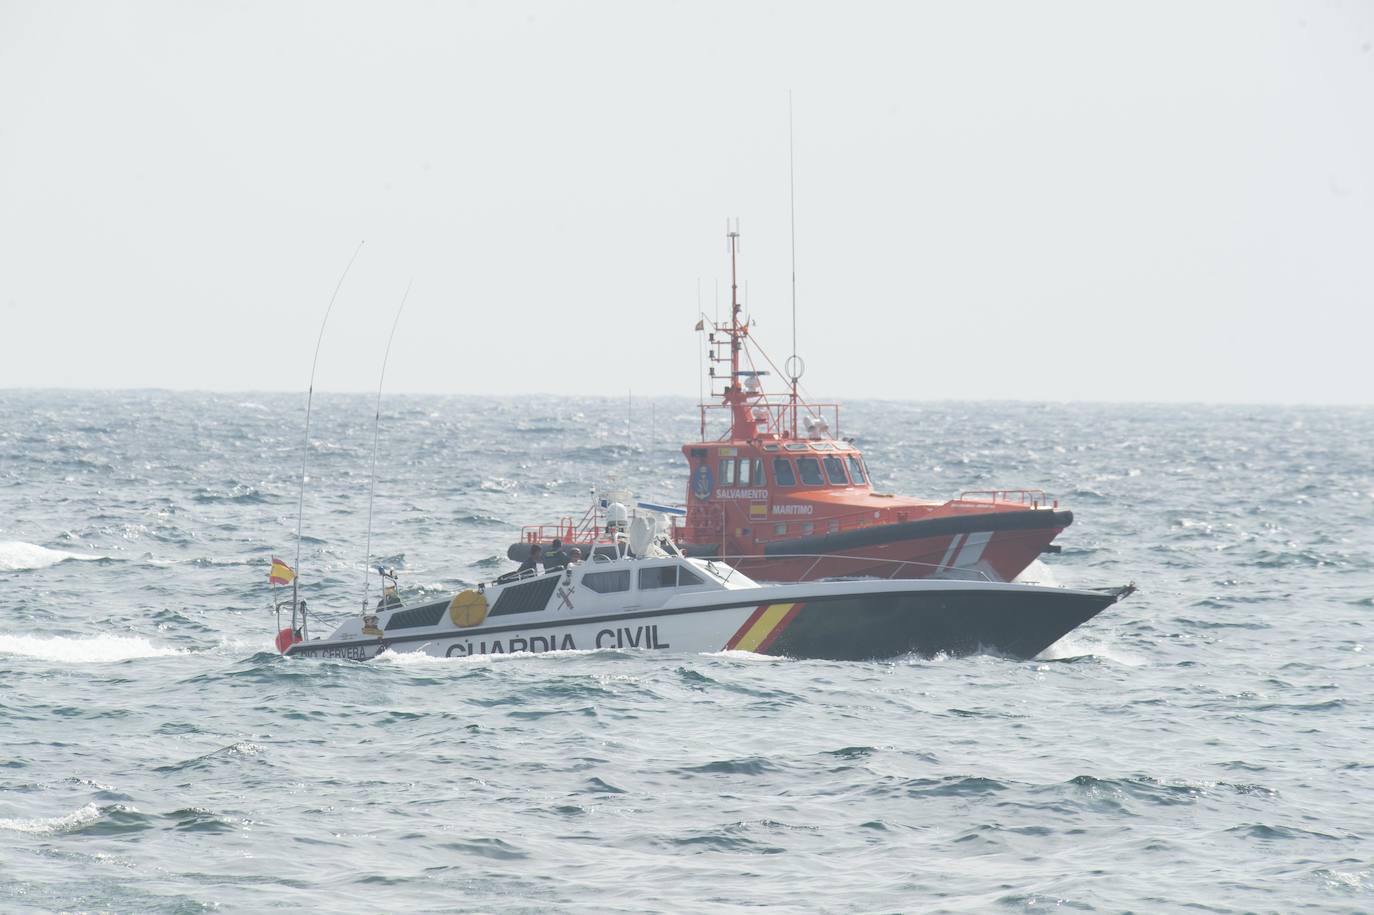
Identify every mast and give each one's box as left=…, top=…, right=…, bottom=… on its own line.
left=723, top=221, right=756, bottom=440
left=788, top=91, right=800, bottom=440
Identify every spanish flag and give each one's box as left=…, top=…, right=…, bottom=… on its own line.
left=268, top=556, right=296, bottom=586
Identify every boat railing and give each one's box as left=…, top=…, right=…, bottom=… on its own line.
left=698, top=399, right=841, bottom=442
left=700, top=553, right=994, bottom=585
left=521, top=504, right=689, bottom=548
left=956, top=489, right=1056, bottom=509
left=785, top=491, right=1056, bottom=540
left=520, top=505, right=595, bottom=546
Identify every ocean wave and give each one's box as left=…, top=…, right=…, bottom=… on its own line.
left=0, top=634, right=184, bottom=663
left=0, top=802, right=151, bottom=836
left=153, top=741, right=266, bottom=773
left=0, top=802, right=105, bottom=834
left=0, top=540, right=105, bottom=571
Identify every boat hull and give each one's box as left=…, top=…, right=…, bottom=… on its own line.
left=683, top=509, right=1072, bottom=583
left=284, top=583, right=1129, bottom=663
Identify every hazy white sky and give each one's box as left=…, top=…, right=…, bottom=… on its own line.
left=1, top=1, right=1371, bottom=403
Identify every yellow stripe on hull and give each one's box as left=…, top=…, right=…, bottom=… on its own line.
left=733, top=602, right=796, bottom=653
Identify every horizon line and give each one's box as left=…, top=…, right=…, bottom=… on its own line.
left=1, top=385, right=1370, bottom=410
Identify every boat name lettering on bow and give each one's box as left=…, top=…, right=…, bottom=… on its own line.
left=302, top=645, right=371, bottom=660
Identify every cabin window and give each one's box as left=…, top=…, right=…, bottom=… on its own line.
left=738, top=458, right=751, bottom=486
left=774, top=523, right=787, bottom=535
left=385, top=601, right=447, bottom=631
left=491, top=576, right=560, bottom=615
left=772, top=458, right=796, bottom=486
left=639, top=565, right=680, bottom=589
left=797, top=457, right=824, bottom=486
left=718, top=459, right=736, bottom=486
left=823, top=456, right=848, bottom=485
left=847, top=455, right=867, bottom=485
left=785, top=443, right=811, bottom=452
left=812, top=442, right=835, bottom=451
left=678, top=566, right=704, bottom=586
left=581, top=570, right=630, bottom=594
left=802, top=521, right=814, bottom=536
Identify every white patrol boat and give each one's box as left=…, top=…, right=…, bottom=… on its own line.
left=275, top=519, right=1133, bottom=662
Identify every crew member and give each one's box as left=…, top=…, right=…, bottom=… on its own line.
left=516, top=544, right=542, bottom=576
left=544, top=537, right=569, bottom=571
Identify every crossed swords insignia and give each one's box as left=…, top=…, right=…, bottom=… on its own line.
left=557, top=585, right=575, bottom=610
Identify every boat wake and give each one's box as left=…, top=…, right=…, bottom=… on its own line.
left=372, top=646, right=593, bottom=666
left=1037, top=634, right=1146, bottom=666
left=701, top=649, right=794, bottom=663
left=0, top=540, right=105, bottom=571
left=0, top=634, right=184, bottom=663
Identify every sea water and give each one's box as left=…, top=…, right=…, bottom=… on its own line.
left=1, top=391, right=1371, bottom=913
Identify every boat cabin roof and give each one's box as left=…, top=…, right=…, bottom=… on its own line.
left=344, top=553, right=758, bottom=642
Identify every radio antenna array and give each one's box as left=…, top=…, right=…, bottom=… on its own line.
left=361, top=279, right=411, bottom=613
left=291, top=240, right=364, bottom=637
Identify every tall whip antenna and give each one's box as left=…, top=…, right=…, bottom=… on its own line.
left=362, top=277, right=409, bottom=612
left=362, top=279, right=411, bottom=613
left=292, top=241, right=364, bottom=631
left=788, top=90, right=801, bottom=438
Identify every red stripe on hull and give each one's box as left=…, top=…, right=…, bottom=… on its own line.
left=753, top=603, right=803, bottom=653
left=724, top=604, right=769, bottom=650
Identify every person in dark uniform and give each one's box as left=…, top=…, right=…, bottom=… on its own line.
left=543, top=538, right=569, bottom=572
left=516, top=544, right=543, bottom=575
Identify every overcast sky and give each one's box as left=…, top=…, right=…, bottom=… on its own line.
left=1, top=1, right=1370, bottom=403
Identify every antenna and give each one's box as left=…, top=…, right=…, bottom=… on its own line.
left=292, top=240, right=364, bottom=638
left=362, top=279, right=411, bottom=614
left=788, top=90, right=801, bottom=438
left=697, top=278, right=704, bottom=409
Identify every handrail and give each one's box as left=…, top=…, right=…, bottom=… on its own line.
left=697, top=399, right=841, bottom=442
left=480, top=550, right=991, bottom=593
left=957, top=489, right=1054, bottom=508
left=696, top=552, right=994, bottom=586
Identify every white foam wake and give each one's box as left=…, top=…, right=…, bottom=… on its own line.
left=0, top=541, right=104, bottom=571
left=0, top=634, right=184, bottom=663
left=0, top=803, right=102, bottom=834
left=373, top=647, right=592, bottom=666
left=1037, top=634, right=1145, bottom=666
left=1013, top=559, right=1061, bottom=587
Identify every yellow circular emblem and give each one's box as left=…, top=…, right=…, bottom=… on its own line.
left=448, top=590, right=489, bottom=628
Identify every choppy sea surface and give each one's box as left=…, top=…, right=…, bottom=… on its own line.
left=1, top=390, right=1372, bottom=914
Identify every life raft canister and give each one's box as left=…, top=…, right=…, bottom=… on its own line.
left=448, top=589, right=489, bottom=628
